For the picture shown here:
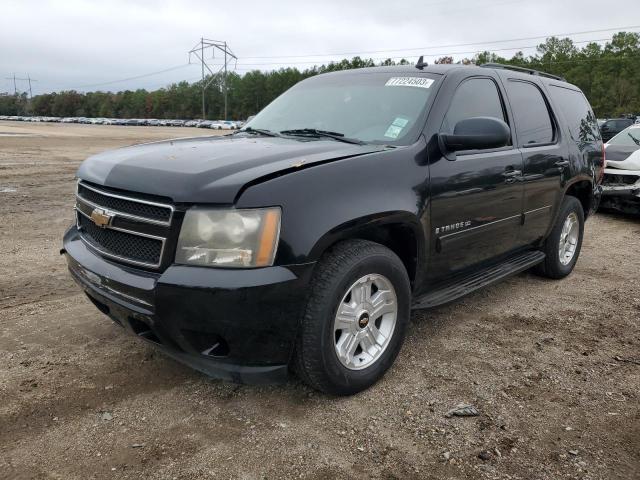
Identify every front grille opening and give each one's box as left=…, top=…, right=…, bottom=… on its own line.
left=86, top=293, right=110, bottom=315
left=181, top=329, right=229, bottom=358
left=78, top=183, right=172, bottom=222
left=128, top=317, right=162, bottom=345
left=85, top=294, right=124, bottom=327
left=604, top=173, right=639, bottom=186
left=78, top=214, right=162, bottom=266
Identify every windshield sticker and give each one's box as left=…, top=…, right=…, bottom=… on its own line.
left=384, top=125, right=402, bottom=139
left=392, top=117, right=409, bottom=128
left=385, top=77, right=434, bottom=89
left=384, top=117, right=409, bottom=139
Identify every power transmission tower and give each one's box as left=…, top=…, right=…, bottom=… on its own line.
left=188, top=38, right=237, bottom=120
left=6, top=74, right=17, bottom=95
left=5, top=74, right=37, bottom=98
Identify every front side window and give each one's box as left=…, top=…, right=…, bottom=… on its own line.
left=441, top=78, right=508, bottom=137
left=505, top=80, right=554, bottom=145
left=245, top=72, right=439, bottom=145
left=548, top=85, right=600, bottom=144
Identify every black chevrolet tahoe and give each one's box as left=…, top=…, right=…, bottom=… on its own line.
left=62, top=63, right=603, bottom=395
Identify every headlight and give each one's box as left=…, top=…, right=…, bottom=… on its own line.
left=176, top=207, right=281, bottom=268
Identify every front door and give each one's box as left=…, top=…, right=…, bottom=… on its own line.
left=428, top=76, right=524, bottom=277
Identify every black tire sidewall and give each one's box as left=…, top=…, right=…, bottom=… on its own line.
left=546, top=197, right=585, bottom=277
left=316, top=251, right=410, bottom=394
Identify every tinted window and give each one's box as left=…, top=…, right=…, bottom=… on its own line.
left=505, top=80, right=554, bottom=145
left=613, top=119, right=633, bottom=129
left=548, top=85, right=600, bottom=143
left=442, top=78, right=507, bottom=136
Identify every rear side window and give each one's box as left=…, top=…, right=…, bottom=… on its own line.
left=613, top=119, right=633, bottom=129
left=505, top=80, right=554, bottom=145
left=548, top=85, right=600, bottom=143
left=442, top=78, right=507, bottom=137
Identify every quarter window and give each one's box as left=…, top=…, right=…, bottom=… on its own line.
left=442, top=78, right=508, bottom=140
left=548, top=85, right=600, bottom=143
left=505, top=80, right=554, bottom=145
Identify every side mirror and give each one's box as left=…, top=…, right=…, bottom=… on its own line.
left=438, top=116, right=511, bottom=155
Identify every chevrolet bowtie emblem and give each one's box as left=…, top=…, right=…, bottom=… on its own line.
left=90, top=207, right=114, bottom=228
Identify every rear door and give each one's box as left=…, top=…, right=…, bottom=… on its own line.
left=501, top=77, right=565, bottom=245
left=428, top=75, right=524, bottom=275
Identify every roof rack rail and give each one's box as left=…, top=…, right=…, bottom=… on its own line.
left=480, top=62, right=565, bottom=81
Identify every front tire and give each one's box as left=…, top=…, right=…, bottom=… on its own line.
left=536, top=196, right=585, bottom=279
left=294, top=240, right=411, bottom=395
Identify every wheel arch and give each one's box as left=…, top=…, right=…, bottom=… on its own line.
left=308, top=212, right=424, bottom=289
left=564, top=178, right=594, bottom=218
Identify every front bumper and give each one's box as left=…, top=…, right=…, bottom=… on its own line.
left=600, top=167, right=640, bottom=213
left=62, top=227, right=314, bottom=384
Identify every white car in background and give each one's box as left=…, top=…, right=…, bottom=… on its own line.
left=209, top=120, right=236, bottom=130
left=600, top=124, right=640, bottom=214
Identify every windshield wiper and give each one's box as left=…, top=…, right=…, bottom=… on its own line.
left=280, top=128, right=364, bottom=145
left=237, top=127, right=280, bottom=137
left=627, top=131, right=640, bottom=146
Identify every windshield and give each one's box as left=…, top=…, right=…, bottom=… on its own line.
left=607, top=126, right=640, bottom=147
left=243, top=71, right=439, bottom=145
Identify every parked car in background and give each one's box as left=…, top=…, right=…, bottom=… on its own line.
left=600, top=124, right=640, bottom=214
left=600, top=118, right=634, bottom=142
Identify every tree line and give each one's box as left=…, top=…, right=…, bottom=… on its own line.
left=1, top=32, right=638, bottom=120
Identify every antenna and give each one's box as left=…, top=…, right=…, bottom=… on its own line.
left=415, top=56, right=428, bottom=70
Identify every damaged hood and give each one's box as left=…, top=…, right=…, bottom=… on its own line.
left=604, top=143, right=640, bottom=162
left=77, top=135, right=386, bottom=203
left=606, top=148, right=640, bottom=171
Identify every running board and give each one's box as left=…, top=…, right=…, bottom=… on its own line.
left=412, top=250, right=545, bottom=310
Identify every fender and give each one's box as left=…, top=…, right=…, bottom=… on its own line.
left=235, top=138, right=430, bottom=269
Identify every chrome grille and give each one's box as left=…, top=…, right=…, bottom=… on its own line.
left=75, top=181, right=174, bottom=269
left=76, top=182, right=173, bottom=225
left=77, top=214, right=163, bottom=265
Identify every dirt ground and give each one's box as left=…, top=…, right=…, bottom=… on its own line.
left=0, top=121, right=638, bottom=480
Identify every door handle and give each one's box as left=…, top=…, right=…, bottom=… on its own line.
left=501, top=169, right=522, bottom=183
left=555, top=160, right=570, bottom=168
left=502, top=170, right=522, bottom=177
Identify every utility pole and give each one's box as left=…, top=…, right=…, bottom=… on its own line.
left=188, top=38, right=237, bottom=120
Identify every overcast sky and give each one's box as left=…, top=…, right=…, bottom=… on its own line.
left=1, top=0, right=639, bottom=95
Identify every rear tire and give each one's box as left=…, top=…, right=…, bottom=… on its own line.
left=535, top=196, right=584, bottom=279
left=294, top=240, right=411, bottom=396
